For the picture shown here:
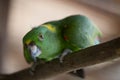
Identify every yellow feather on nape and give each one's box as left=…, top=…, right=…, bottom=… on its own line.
left=26, top=39, right=31, bottom=45
left=42, top=24, right=56, bottom=32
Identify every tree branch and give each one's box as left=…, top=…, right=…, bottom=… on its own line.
left=1, top=37, right=120, bottom=80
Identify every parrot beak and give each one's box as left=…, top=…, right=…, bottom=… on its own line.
left=28, top=42, right=42, bottom=62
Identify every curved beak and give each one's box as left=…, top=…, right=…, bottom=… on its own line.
left=28, top=42, right=42, bottom=62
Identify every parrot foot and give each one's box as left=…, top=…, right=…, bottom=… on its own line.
left=29, top=62, right=38, bottom=75
left=59, top=49, right=72, bottom=63
left=69, top=69, right=85, bottom=78
left=29, top=70, right=35, bottom=76
left=31, top=62, right=38, bottom=71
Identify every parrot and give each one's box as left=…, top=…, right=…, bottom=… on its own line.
left=23, top=15, right=101, bottom=78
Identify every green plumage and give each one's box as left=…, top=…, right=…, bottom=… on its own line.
left=23, top=15, right=101, bottom=63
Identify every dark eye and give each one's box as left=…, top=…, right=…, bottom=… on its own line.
left=38, top=34, right=44, bottom=41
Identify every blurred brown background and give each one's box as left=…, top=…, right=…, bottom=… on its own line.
left=0, top=0, right=120, bottom=80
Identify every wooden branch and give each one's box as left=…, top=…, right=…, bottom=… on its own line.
left=1, top=37, right=120, bottom=80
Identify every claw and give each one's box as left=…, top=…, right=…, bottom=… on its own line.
left=29, top=62, right=38, bottom=75
left=59, top=49, right=72, bottom=63
left=29, top=69, right=35, bottom=76
left=69, top=69, right=85, bottom=78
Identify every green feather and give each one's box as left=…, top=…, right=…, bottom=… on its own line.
left=23, top=15, right=101, bottom=63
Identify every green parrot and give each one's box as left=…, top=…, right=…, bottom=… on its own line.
left=23, top=15, right=101, bottom=77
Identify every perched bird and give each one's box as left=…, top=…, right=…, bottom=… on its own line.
left=23, top=15, right=101, bottom=78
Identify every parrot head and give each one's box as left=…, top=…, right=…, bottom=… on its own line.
left=23, top=25, right=48, bottom=63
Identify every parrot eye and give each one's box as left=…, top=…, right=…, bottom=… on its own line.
left=38, top=34, right=44, bottom=41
